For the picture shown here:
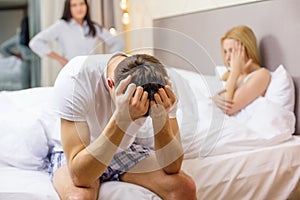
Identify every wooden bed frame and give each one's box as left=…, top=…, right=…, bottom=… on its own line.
left=153, top=0, right=300, bottom=133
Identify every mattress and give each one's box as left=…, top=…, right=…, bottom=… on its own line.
left=0, top=167, right=161, bottom=200
left=1, top=137, right=300, bottom=199
left=182, top=136, right=300, bottom=200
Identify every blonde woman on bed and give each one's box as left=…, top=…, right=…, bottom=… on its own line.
left=212, top=25, right=271, bottom=115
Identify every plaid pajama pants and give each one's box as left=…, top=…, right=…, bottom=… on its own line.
left=49, top=142, right=151, bottom=182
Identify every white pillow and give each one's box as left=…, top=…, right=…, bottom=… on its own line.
left=214, top=66, right=227, bottom=87
left=264, top=65, right=295, bottom=112
left=0, top=88, right=52, bottom=170
left=169, top=68, right=223, bottom=98
left=166, top=68, right=224, bottom=158
left=0, top=110, right=49, bottom=170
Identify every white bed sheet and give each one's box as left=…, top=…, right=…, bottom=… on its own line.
left=182, top=136, right=300, bottom=200
left=0, top=167, right=59, bottom=200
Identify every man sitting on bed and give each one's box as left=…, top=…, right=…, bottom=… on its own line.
left=52, top=53, right=197, bottom=200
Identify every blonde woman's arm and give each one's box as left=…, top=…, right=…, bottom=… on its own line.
left=225, top=68, right=270, bottom=115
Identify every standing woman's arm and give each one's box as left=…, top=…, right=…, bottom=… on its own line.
left=29, top=20, right=68, bottom=66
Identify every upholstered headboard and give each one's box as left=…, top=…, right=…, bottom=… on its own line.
left=153, top=0, right=300, bottom=133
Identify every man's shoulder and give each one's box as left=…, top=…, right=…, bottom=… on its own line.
left=56, top=54, right=115, bottom=87
left=69, top=54, right=117, bottom=64
left=66, top=54, right=115, bottom=70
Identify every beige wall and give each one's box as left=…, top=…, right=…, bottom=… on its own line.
left=41, top=0, right=265, bottom=86
left=39, top=0, right=63, bottom=87
left=128, top=0, right=265, bottom=54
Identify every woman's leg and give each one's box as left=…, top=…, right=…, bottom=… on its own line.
left=53, top=165, right=100, bottom=200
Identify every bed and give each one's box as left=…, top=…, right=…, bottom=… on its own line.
left=1, top=0, right=300, bottom=199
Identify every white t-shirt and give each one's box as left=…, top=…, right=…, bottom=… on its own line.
left=29, top=19, right=125, bottom=60
left=54, top=53, right=154, bottom=151
left=54, top=54, right=115, bottom=142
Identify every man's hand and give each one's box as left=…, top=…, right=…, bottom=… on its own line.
left=164, top=79, right=178, bottom=118
left=113, top=75, right=136, bottom=131
left=153, top=78, right=177, bottom=115
left=150, top=82, right=177, bottom=133
left=129, top=86, right=149, bottom=120
left=113, top=75, right=149, bottom=131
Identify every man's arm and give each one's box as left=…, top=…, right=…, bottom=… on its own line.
left=151, top=85, right=183, bottom=174
left=61, top=75, right=149, bottom=187
left=154, top=117, right=183, bottom=174
left=61, top=117, right=125, bottom=187
left=61, top=76, right=132, bottom=187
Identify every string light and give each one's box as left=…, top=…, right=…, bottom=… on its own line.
left=120, top=0, right=129, bottom=26
left=120, top=0, right=127, bottom=10
left=120, top=0, right=130, bottom=52
left=109, top=27, right=117, bottom=35
left=122, top=12, right=130, bottom=25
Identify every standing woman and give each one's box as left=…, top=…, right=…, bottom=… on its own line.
left=29, top=0, right=125, bottom=67
left=212, top=25, right=271, bottom=115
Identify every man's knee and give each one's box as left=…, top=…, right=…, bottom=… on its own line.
left=178, top=174, right=196, bottom=193
left=166, top=173, right=197, bottom=200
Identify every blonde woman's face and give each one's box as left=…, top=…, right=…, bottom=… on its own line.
left=70, top=0, right=87, bottom=22
left=222, top=38, right=238, bottom=67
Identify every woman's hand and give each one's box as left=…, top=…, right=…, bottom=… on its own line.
left=58, top=57, right=68, bottom=67
left=48, top=52, right=68, bottom=67
left=230, top=42, right=252, bottom=73
left=211, top=89, right=234, bottom=114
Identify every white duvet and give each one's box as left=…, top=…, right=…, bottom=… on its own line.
left=169, top=68, right=296, bottom=158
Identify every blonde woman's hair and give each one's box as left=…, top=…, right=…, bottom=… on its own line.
left=220, top=25, right=260, bottom=81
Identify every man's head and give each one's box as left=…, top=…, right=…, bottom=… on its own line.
left=111, top=54, right=168, bottom=116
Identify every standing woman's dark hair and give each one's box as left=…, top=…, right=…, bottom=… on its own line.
left=61, top=0, right=97, bottom=37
